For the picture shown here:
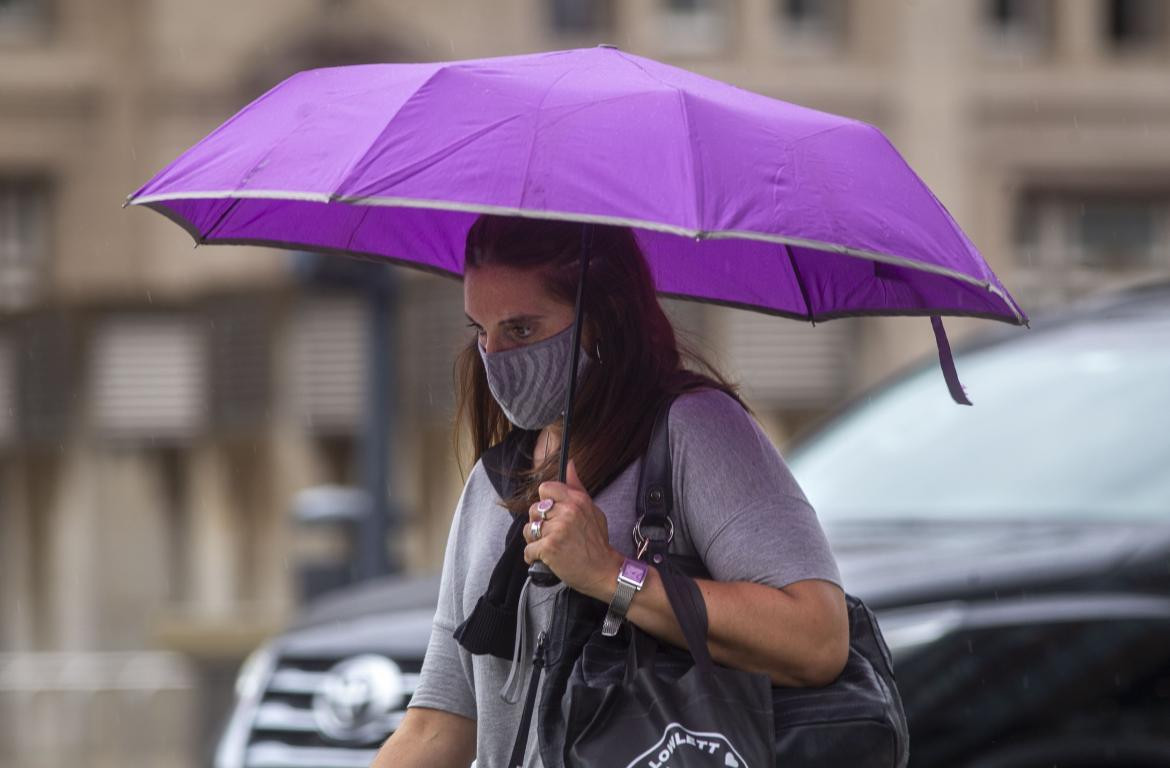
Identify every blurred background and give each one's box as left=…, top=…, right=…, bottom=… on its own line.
left=1, top=1, right=1168, bottom=766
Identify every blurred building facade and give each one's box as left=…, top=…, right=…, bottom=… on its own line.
left=1, top=0, right=1169, bottom=765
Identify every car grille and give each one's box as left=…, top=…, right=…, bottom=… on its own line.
left=243, top=654, right=423, bottom=768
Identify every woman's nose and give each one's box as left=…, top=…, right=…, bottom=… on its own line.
left=481, top=333, right=510, bottom=355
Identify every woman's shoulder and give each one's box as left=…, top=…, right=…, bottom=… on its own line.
left=666, top=386, right=781, bottom=467
left=450, top=458, right=501, bottom=516
left=667, top=386, right=754, bottom=435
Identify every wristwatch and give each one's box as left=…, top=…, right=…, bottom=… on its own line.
left=601, top=558, right=649, bottom=636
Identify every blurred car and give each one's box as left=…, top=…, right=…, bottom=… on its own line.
left=214, top=280, right=1170, bottom=768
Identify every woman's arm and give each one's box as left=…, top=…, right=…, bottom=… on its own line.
left=369, top=707, right=476, bottom=768
left=524, top=460, right=849, bottom=687
left=584, top=559, right=848, bottom=687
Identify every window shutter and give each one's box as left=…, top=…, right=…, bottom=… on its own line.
left=290, top=294, right=365, bottom=434
left=721, top=311, right=858, bottom=408
left=402, top=276, right=465, bottom=422
left=91, top=315, right=207, bottom=439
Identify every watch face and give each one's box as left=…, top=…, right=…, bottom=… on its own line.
left=620, top=559, right=649, bottom=584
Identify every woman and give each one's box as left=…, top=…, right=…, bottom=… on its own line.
left=372, top=215, right=848, bottom=768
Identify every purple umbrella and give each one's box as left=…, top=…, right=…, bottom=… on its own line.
left=127, top=46, right=1026, bottom=578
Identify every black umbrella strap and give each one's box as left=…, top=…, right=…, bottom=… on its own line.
left=931, top=315, right=972, bottom=406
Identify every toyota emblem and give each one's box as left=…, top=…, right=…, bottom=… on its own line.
left=313, top=654, right=405, bottom=744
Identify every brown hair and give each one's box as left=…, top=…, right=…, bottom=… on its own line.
left=453, top=214, right=749, bottom=516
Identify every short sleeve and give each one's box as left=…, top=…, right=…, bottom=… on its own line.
left=406, top=471, right=478, bottom=720
left=669, top=389, right=842, bottom=589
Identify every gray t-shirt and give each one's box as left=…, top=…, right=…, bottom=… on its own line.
left=407, top=388, right=842, bottom=767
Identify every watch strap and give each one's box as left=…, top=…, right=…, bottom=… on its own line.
left=602, top=559, right=648, bottom=637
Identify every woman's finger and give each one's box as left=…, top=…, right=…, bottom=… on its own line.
left=523, top=540, right=542, bottom=565
left=535, top=480, right=577, bottom=504
left=528, top=498, right=556, bottom=522
left=529, top=498, right=583, bottom=525
left=565, top=458, right=586, bottom=492
left=523, top=515, right=563, bottom=544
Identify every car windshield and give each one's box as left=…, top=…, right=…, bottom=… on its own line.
left=786, top=314, right=1170, bottom=522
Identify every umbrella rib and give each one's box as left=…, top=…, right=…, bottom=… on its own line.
left=200, top=198, right=242, bottom=243
left=516, top=67, right=579, bottom=210
left=674, top=89, right=703, bottom=231
left=327, top=64, right=448, bottom=199
left=784, top=244, right=816, bottom=325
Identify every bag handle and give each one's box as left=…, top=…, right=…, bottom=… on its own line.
left=629, top=394, right=716, bottom=678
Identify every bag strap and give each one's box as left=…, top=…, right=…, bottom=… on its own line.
left=631, top=393, right=715, bottom=676
left=634, top=395, right=676, bottom=547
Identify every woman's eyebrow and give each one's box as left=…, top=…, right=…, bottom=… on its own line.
left=465, top=313, right=542, bottom=326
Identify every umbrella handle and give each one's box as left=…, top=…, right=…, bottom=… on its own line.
left=529, top=223, right=594, bottom=588
left=529, top=560, right=559, bottom=586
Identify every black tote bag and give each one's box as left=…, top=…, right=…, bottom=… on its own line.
left=562, top=553, right=775, bottom=768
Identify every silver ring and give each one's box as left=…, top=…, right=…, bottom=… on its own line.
left=529, top=519, right=543, bottom=541
left=538, top=500, right=554, bottom=520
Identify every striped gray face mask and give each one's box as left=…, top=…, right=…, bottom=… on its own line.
left=477, top=323, right=592, bottom=430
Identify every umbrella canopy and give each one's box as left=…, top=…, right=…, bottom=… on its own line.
left=128, top=45, right=1028, bottom=404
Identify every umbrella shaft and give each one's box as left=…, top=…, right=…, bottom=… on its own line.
left=530, top=224, right=593, bottom=587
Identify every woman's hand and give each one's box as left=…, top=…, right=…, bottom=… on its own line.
left=522, top=459, right=623, bottom=597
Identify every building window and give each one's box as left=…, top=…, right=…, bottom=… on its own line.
left=719, top=308, right=859, bottom=410
left=1014, top=189, right=1170, bottom=308
left=659, top=0, right=729, bottom=56
left=0, top=179, right=48, bottom=312
left=90, top=315, right=208, bottom=440
left=548, top=0, right=613, bottom=37
left=290, top=293, right=366, bottom=435
left=981, top=0, right=1051, bottom=56
left=776, top=0, right=846, bottom=51
left=1104, top=0, right=1167, bottom=53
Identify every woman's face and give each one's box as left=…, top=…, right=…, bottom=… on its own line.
left=464, top=263, right=576, bottom=354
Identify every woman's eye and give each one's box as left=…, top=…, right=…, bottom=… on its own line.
left=511, top=325, right=533, bottom=340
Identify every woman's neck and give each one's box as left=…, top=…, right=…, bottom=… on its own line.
left=532, top=424, right=562, bottom=471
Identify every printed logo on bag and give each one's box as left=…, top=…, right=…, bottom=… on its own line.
left=625, top=723, right=748, bottom=768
